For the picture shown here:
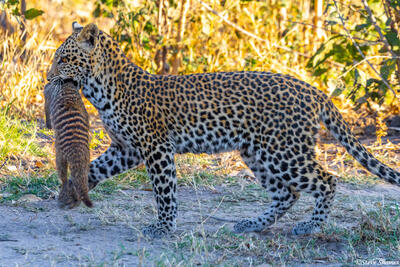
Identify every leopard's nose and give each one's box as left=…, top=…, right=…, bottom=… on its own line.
left=47, top=72, right=53, bottom=81
left=47, top=67, right=56, bottom=81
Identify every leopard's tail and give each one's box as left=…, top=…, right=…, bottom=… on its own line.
left=320, top=97, right=400, bottom=186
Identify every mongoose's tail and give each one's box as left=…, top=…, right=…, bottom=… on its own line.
left=320, top=97, right=400, bottom=185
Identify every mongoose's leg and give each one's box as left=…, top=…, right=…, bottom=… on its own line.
left=56, top=148, right=79, bottom=209
left=56, top=147, right=68, bottom=191
left=70, top=159, right=93, bottom=208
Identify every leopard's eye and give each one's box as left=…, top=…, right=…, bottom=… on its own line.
left=58, top=57, right=68, bottom=64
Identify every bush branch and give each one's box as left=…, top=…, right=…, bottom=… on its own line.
left=363, top=0, right=400, bottom=88
left=361, top=0, right=396, bottom=59
left=333, top=0, right=397, bottom=98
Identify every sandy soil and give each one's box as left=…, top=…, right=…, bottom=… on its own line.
left=1, top=180, right=400, bottom=266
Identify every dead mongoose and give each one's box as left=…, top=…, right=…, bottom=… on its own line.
left=44, top=78, right=93, bottom=208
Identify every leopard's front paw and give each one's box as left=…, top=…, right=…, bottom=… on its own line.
left=88, top=176, right=99, bottom=190
left=233, top=219, right=264, bottom=233
left=142, top=222, right=172, bottom=239
left=292, top=221, right=321, bottom=235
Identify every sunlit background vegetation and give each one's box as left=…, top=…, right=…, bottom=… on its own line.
left=0, top=0, right=399, bottom=182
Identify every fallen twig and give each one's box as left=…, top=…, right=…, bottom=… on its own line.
left=208, top=215, right=238, bottom=223
left=0, top=238, right=18, bottom=242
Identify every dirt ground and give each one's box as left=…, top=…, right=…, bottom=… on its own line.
left=1, top=179, right=400, bottom=266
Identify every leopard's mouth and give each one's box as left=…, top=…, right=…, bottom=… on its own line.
left=49, top=76, right=79, bottom=89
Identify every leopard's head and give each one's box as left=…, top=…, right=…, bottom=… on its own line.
left=47, top=22, right=100, bottom=83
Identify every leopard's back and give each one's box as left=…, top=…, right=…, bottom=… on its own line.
left=153, top=71, right=323, bottom=155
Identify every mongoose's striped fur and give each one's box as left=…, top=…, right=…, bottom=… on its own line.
left=44, top=79, right=93, bottom=208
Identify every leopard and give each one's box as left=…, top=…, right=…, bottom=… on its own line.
left=47, top=22, right=400, bottom=238
left=44, top=78, right=93, bottom=209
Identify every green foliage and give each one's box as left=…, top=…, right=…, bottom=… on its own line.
left=89, top=129, right=107, bottom=150
left=93, top=0, right=165, bottom=73
left=3, top=0, right=21, bottom=17
left=308, top=0, right=400, bottom=109
left=92, top=0, right=118, bottom=18
left=2, top=0, right=44, bottom=20
left=24, top=8, right=44, bottom=20
left=0, top=108, right=47, bottom=162
left=0, top=173, right=59, bottom=201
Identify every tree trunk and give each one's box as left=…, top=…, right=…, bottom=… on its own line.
left=155, top=0, right=170, bottom=75
left=171, top=0, right=190, bottom=75
left=20, top=0, right=27, bottom=44
left=0, top=11, right=15, bottom=35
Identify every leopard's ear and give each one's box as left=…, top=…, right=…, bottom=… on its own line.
left=76, top=23, right=99, bottom=53
left=72, top=21, right=83, bottom=32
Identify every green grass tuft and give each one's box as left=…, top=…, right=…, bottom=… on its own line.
left=0, top=173, right=59, bottom=201
left=0, top=110, right=48, bottom=162
left=340, top=174, right=382, bottom=186
left=348, top=203, right=400, bottom=246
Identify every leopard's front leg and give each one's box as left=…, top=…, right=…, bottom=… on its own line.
left=88, top=143, right=143, bottom=189
left=142, top=142, right=177, bottom=238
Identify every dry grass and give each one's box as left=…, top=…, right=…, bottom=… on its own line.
left=0, top=0, right=354, bottom=118
left=0, top=0, right=107, bottom=119
left=0, top=24, right=53, bottom=118
left=0, top=0, right=399, bottom=207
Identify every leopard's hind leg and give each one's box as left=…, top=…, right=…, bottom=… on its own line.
left=291, top=162, right=337, bottom=235
left=233, top=148, right=300, bottom=233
